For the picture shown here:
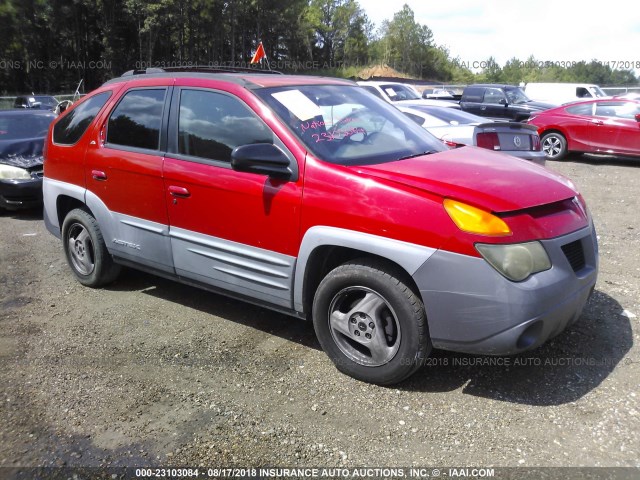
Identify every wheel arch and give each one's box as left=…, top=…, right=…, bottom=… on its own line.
left=540, top=128, right=573, bottom=158
left=42, top=178, right=88, bottom=237
left=294, top=226, right=436, bottom=315
left=56, top=195, right=90, bottom=229
left=540, top=128, right=569, bottom=146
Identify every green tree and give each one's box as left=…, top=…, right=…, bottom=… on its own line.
left=304, top=0, right=370, bottom=65
left=380, top=4, right=434, bottom=77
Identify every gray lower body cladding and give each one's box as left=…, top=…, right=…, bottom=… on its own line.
left=413, top=223, right=598, bottom=355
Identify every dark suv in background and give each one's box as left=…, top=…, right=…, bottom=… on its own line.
left=459, top=84, right=556, bottom=122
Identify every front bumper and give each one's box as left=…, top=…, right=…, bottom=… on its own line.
left=0, top=176, right=43, bottom=210
left=412, top=223, right=598, bottom=355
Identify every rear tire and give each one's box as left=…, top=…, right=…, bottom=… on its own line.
left=312, top=258, right=431, bottom=385
left=541, top=132, right=568, bottom=160
left=62, top=208, right=121, bottom=287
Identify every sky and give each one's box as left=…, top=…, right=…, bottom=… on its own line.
left=360, top=0, right=640, bottom=73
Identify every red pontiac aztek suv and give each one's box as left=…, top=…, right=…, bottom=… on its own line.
left=43, top=69, right=598, bottom=385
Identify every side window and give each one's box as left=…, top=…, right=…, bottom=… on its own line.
left=178, top=89, right=274, bottom=162
left=483, top=88, right=507, bottom=104
left=107, top=89, right=166, bottom=150
left=462, top=87, right=484, bottom=103
left=598, top=102, right=640, bottom=120
left=576, top=87, right=592, bottom=98
left=566, top=103, right=593, bottom=116
left=53, top=91, right=111, bottom=145
left=593, top=102, right=638, bottom=119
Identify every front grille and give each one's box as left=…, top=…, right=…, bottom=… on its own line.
left=561, top=240, right=586, bottom=272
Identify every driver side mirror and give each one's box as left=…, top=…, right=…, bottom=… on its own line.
left=499, top=98, right=507, bottom=106
left=635, top=113, right=640, bottom=122
left=231, top=143, right=292, bottom=180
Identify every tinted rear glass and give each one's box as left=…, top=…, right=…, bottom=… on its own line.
left=107, top=89, right=166, bottom=151
left=53, top=92, right=111, bottom=145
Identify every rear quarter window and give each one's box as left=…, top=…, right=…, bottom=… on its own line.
left=566, top=104, right=593, bottom=116
left=53, top=91, right=112, bottom=145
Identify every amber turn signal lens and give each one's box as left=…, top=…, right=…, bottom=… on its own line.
left=443, top=199, right=512, bottom=236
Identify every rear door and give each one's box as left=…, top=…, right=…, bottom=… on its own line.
left=162, top=86, right=303, bottom=309
left=84, top=81, right=174, bottom=273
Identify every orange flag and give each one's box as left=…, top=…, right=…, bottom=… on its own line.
left=251, top=42, right=266, bottom=64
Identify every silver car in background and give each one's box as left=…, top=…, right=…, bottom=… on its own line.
left=398, top=103, right=546, bottom=166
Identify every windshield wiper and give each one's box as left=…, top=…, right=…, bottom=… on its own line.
left=397, top=150, right=438, bottom=161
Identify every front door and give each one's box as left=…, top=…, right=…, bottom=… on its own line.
left=481, top=87, right=510, bottom=120
left=163, top=87, right=303, bottom=309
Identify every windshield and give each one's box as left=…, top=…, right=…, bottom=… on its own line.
left=380, top=84, right=421, bottom=101
left=589, top=86, right=607, bottom=98
left=255, top=85, right=446, bottom=166
left=34, top=96, right=59, bottom=108
left=505, top=87, right=530, bottom=104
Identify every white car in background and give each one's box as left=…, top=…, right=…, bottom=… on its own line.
left=398, top=103, right=547, bottom=166
left=358, top=81, right=458, bottom=107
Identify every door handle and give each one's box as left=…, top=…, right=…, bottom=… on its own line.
left=591, top=120, right=604, bottom=125
left=91, top=170, right=107, bottom=181
left=168, top=186, right=191, bottom=198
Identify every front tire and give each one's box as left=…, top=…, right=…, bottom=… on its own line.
left=312, top=259, right=431, bottom=385
left=541, top=132, right=568, bottom=160
left=62, top=208, right=121, bottom=287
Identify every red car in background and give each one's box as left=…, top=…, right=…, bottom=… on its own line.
left=527, top=99, right=640, bottom=160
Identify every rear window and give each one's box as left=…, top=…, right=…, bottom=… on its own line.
left=53, top=92, right=111, bottom=145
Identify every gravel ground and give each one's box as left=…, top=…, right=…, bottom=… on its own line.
left=0, top=155, right=639, bottom=478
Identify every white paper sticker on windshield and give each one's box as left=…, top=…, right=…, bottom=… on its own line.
left=271, top=90, right=322, bottom=121
left=384, top=88, right=397, bottom=97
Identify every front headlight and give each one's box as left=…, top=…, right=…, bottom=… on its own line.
left=476, top=241, right=551, bottom=282
left=0, top=164, right=31, bottom=180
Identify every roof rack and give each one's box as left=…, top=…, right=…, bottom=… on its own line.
left=120, top=65, right=283, bottom=77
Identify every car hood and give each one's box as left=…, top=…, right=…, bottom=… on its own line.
left=351, top=147, right=577, bottom=213
left=0, top=137, right=45, bottom=168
